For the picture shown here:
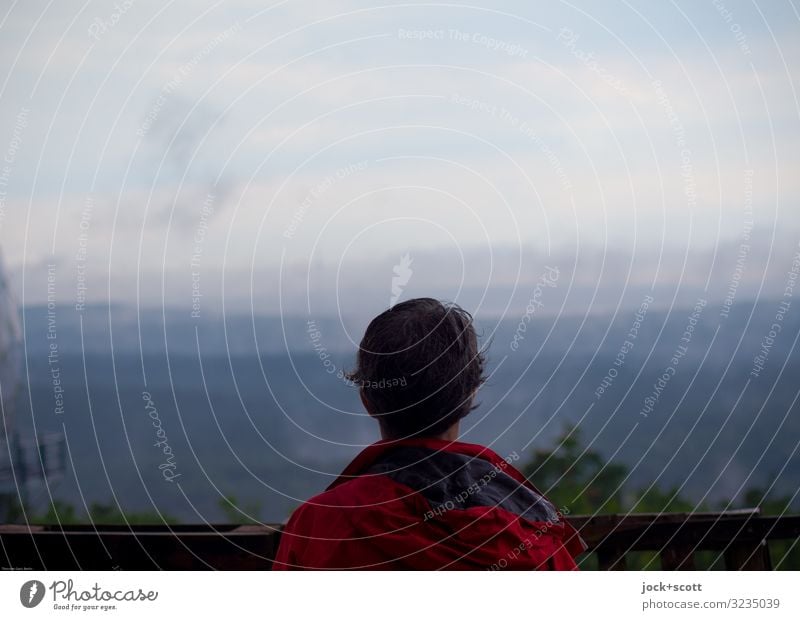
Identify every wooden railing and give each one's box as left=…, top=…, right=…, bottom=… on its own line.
left=569, top=509, right=800, bottom=570
left=2, top=509, right=798, bottom=570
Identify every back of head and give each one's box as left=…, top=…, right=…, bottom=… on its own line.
left=348, top=298, right=486, bottom=439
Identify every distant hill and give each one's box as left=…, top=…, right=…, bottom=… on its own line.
left=15, top=298, right=800, bottom=521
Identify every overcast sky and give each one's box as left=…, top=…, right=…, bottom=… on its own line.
left=0, top=0, right=798, bottom=316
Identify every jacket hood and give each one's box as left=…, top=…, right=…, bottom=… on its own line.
left=323, top=437, right=587, bottom=569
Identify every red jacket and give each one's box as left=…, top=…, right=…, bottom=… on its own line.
left=273, top=438, right=586, bottom=570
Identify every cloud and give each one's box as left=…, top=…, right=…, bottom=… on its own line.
left=1, top=0, right=797, bottom=312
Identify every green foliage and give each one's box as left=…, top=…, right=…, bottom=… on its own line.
left=734, top=486, right=800, bottom=571
left=217, top=494, right=262, bottom=524
left=1, top=494, right=28, bottom=523
left=521, top=425, right=627, bottom=514
left=9, top=498, right=179, bottom=525
left=522, top=425, right=799, bottom=569
left=739, top=486, right=794, bottom=516
left=84, top=501, right=179, bottom=525
left=34, top=499, right=79, bottom=524
left=5, top=493, right=261, bottom=525
left=632, top=485, right=701, bottom=513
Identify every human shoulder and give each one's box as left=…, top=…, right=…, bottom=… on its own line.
left=286, top=474, right=409, bottom=531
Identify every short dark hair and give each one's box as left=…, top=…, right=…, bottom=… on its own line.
left=347, top=298, right=486, bottom=438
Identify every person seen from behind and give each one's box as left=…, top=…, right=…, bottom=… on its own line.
left=274, top=297, right=585, bottom=570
